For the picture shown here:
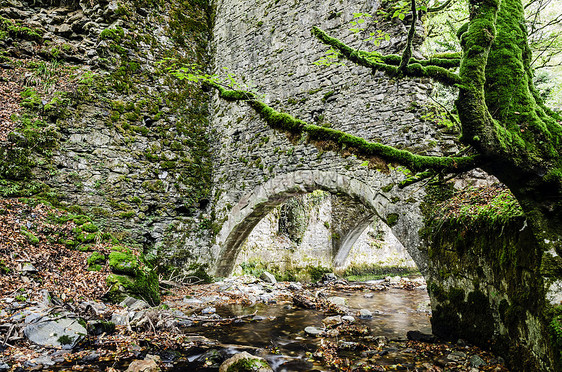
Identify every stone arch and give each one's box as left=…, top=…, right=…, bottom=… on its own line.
left=332, top=213, right=377, bottom=268
left=212, top=170, right=427, bottom=277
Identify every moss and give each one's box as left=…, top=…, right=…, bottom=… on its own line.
left=99, top=27, right=125, bottom=43
left=226, top=356, right=269, bottom=372
left=213, top=84, right=478, bottom=173
left=21, top=227, right=39, bottom=245
left=108, top=250, right=139, bottom=275
left=386, top=213, right=399, bottom=227
left=87, top=251, right=106, bottom=271
left=57, top=335, right=74, bottom=346
left=105, top=269, right=160, bottom=305
left=82, top=223, right=99, bottom=233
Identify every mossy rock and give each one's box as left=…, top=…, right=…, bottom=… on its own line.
left=108, top=250, right=139, bottom=275
left=220, top=352, right=272, bottom=372
left=105, top=270, right=160, bottom=305
left=87, top=251, right=106, bottom=271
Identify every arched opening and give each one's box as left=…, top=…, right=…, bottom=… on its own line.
left=212, top=170, right=428, bottom=278
left=229, top=191, right=419, bottom=281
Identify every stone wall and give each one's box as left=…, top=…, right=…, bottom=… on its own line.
left=426, top=211, right=557, bottom=371
left=233, top=191, right=416, bottom=275
left=210, top=0, right=459, bottom=274
left=0, top=0, right=215, bottom=268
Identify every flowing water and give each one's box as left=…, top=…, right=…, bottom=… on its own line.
left=177, top=285, right=432, bottom=371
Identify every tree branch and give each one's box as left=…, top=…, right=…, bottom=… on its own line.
left=211, top=83, right=480, bottom=173
left=427, top=0, right=456, bottom=13
left=398, top=0, right=418, bottom=74
left=311, top=26, right=462, bottom=86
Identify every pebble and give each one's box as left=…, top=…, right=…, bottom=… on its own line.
left=342, top=315, right=355, bottom=323
left=304, top=326, right=324, bottom=336
left=359, top=309, right=373, bottom=319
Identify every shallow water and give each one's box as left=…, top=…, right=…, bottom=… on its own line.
left=180, top=286, right=432, bottom=371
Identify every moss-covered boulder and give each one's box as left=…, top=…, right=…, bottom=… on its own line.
left=105, top=246, right=160, bottom=305
left=218, top=352, right=272, bottom=372
left=87, top=251, right=106, bottom=271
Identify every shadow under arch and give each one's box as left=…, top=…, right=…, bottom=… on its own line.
left=212, top=170, right=425, bottom=277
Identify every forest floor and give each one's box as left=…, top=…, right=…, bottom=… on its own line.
left=0, top=198, right=511, bottom=371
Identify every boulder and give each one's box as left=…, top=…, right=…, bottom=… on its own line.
left=322, top=315, right=342, bottom=327
left=304, top=326, right=324, bottom=336
left=120, top=296, right=149, bottom=311
left=219, top=352, right=272, bottom=372
left=260, top=271, right=277, bottom=284
left=126, top=359, right=160, bottom=372
left=327, top=297, right=346, bottom=306
left=359, top=309, right=373, bottom=319
left=23, top=317, right=87, bottom=349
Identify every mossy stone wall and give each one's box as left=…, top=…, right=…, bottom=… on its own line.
left=426, top=217, right=558, bottom=371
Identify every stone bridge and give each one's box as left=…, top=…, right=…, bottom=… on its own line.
left=208, top=0, right=458, bottom=276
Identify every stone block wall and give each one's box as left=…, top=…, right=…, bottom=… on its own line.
left=210, top=0, right=459, bottom=271
left=0, top=0, right=215, bottom=267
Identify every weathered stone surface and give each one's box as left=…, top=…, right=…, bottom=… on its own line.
left=304, top=326, right=324, bottom=336
left=23, top=317, right=87, bottom=349
left=126, top=359, right=160, bottom=372
left=259, top=271, right=277, bottom=284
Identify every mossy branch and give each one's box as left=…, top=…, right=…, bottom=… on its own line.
left=427, top=0, right=456, bottom=13
left=399, top=170, right=437, bottom=188
left=397, top=0, right=418, bottom=74
left=212, top=84, right=480, bottom=173
left=311, top=27, right=461, bottom=86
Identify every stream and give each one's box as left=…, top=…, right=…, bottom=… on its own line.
left=173, top=284, right=432, bottom=371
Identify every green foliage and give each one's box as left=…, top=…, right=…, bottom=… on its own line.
left=87, top=251, right=106, bottom=271
left=20, top=227, right=39, bottom=245
left=343, top=264, right=420, bottom=281
left=99, top=27, right=125, bottom=43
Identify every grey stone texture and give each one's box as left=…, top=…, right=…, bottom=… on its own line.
left=209, top=0, right=458, bottom=275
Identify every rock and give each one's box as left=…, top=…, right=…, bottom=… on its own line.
left=260, top=271, right=277, bottom=284
left=322, top=273, right=337, bottom=282
left=406, top=330, right=435, bottom=343
left=126, top=358, right=160, bottom=372
left=374, top=335, right=388, bottom=347
left=304, top=326, right=324, bottom=336
left=201, top=307, right=216, bottom=315
left=342, top=315, right=355, bottom=323
left=447, top=351, right=467, bottom=362
left=21, top=262, right=37, bottom=273
left=0, top=362, right=8, bottom=372
left=31, top=356, right=54, bottom=367
left=57, top=23, right=72, bottom=36
left=111, top=312, right=129, bottom=326
left=322, top=315, right=342, bottom=327
left=87, top=319, right=116, bottom=336
left=469, top=355, right=486, bottom=368
left=359, top=309, right=373, bottom=319
left=23, top=317, right=87, bottom=349
left=288, top=282, right=302, bottom=291
left=327, top=296, right=346, bottom=306
left=219, top=351, right=272, bottom=372
left=120, top=297, right=149, bottom=311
